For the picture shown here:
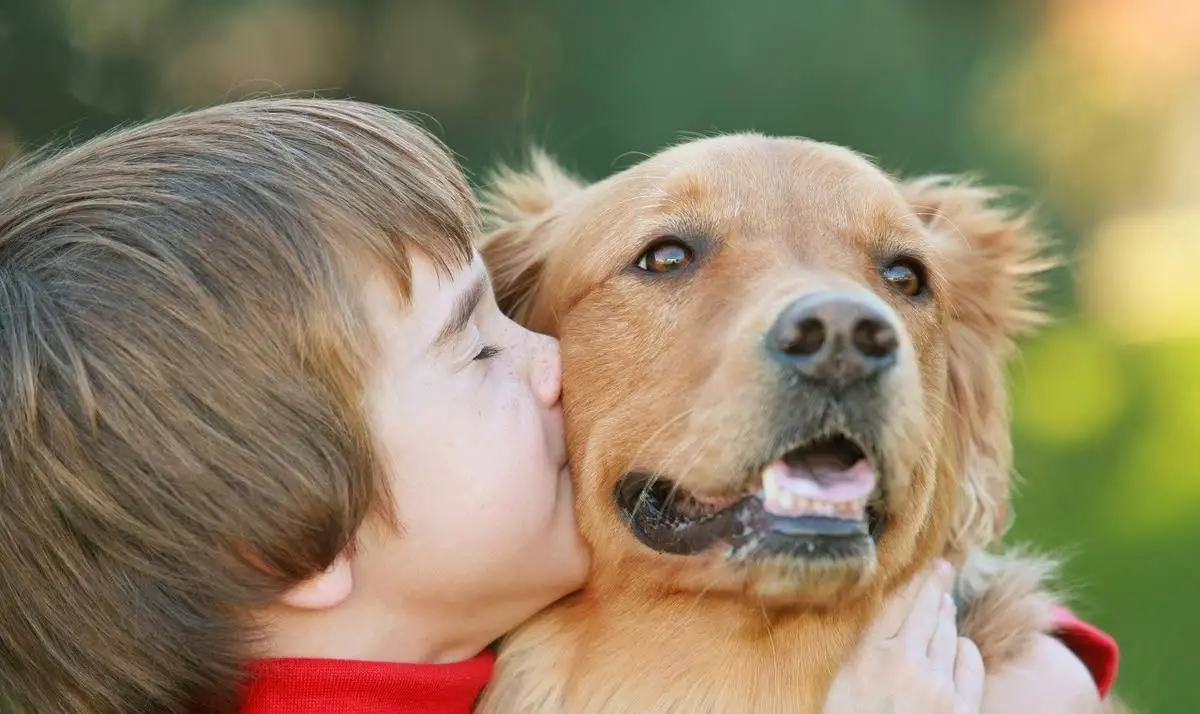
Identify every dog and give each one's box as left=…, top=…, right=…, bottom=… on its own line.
left=474, top=134, right=1126, bottom=713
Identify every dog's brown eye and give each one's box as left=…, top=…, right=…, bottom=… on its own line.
left=636, top=240, right=693, bottom=274
left=881, top=259, right=926, bottom=297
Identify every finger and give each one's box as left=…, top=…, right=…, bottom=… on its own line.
left=934, top=558, right=957, bottom=591
left=863, top=562, right=941, bottom=641
left=953, top=637, right=985, bottom=714
left=928, top=593, right=959, bottom=677
left=899, top=562, right=954, bottom=651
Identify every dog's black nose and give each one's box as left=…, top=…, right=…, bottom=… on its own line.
left=766, top=292, right=899, bottom=386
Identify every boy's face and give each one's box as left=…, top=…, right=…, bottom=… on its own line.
left=353, top=251, right=588, bottom=646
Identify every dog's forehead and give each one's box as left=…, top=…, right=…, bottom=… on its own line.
left=628, top=135, right=918, bottom=235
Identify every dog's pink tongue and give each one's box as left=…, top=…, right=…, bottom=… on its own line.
left=761, top=459, right=876, bottom=518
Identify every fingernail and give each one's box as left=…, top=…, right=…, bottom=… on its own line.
left=934, top=558, right=956, bottom=588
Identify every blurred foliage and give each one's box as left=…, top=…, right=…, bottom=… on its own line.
left=1, top=0, right=1196, bottom=710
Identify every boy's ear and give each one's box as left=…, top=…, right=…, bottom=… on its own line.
left=278, top=553, right=354, bottom=610
left=477, top=148, right=585, bottom=324
left=899, top=176, right=1056, bottom=558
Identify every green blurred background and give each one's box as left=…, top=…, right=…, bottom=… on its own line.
left=1, top=0, right=1195, bottom=710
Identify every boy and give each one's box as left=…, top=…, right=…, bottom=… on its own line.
left=0, top=98, right=1112, bottom=713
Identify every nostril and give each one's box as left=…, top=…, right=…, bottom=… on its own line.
left=853, top=318, right=899, bottom=359
left=771, top=312, right=828, bottom=358
left=791, top=317, right=826, bottom=356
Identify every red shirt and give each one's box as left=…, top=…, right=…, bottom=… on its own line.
left=237, top=611, right=1118, bottom=712
left=1050, top=606, right=1119, bottom=699
left=239, top=651, right=494, bottom=714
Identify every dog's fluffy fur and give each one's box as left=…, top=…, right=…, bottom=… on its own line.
left=475, top=135, right=1125, bottom=713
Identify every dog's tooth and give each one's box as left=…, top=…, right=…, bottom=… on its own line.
left=779, top=491, right=795, bottom=511
left=763, top=466, right=779, bottom=501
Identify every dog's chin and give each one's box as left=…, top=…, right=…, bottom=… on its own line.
left=613, top=432, right=890, bottom=604
left=737, top=551, right=879, bottom=606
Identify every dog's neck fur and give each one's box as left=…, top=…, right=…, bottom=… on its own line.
left=480, top=582, right=883, bottom=714
left=478, top=542, right=1079, bottom=714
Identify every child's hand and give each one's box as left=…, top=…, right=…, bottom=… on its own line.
left=824, top=560, right=984, bottom=714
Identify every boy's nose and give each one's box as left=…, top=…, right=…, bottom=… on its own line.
left=531, top=334, right=563, bottom=408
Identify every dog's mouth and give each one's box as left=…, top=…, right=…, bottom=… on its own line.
left=614, top=433, right=886, bottom=559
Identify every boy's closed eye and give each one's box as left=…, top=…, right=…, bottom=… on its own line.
left=474, top=344, right=503, bottom=361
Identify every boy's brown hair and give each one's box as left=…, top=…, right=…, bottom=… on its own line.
left=0, top=98, right=476, bottom=713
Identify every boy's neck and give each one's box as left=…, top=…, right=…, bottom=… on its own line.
left=255, top=597, right=498, bottom=664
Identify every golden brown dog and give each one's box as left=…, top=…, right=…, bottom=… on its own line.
left=475, top=134, right=1126, bottom=713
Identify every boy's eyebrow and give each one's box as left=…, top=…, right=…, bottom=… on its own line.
left=433, top=272, right=490, bottom=350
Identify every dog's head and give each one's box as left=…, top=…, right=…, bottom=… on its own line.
left=480, top=135, right=1050, bottom=607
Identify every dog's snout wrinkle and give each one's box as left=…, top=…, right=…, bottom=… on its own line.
left=767, top=292, right=899, bottom=387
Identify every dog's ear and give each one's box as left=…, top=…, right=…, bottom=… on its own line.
left=477, top=148, right=585, bottom=323
left=901, top=176, right=1056, bottom=558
